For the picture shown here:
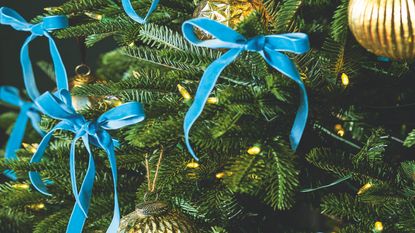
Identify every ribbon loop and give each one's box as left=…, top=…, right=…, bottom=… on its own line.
left=0, top=7, right=69, bottom=101
left=0, top=86, right=44, bottom=180
left=29, top=90, right=145, bottom=233
left=181, top=18, right=310, bottom=160
left=121, top=0, right=159, bottom=24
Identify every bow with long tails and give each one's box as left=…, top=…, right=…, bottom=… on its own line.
left=182, top=18, right=310, bottom=160
left=121, top=0, right=159, bottom=24
left=29, top=90, right=145, bottom=233
left=0, top=86, right=44, bottom=180
left=0, top=7, right=69, bottom=101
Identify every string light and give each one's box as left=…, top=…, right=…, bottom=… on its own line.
left=186, top=161, right=200, bottom=169
left=84, top=12, right=103, bottom=20
left=12, top=183, right=30, bottom=190
left=207, top=97, right=219, bottom=104
left=177, top=84, right=192, bottom=100
left=334, top=124, right=345, bottom=137
left=341, top=73, right=350, bottom=86
left=357, top=182, right=373, bottom=195
left=374, top=221, right=383, bottom=232
left=128, top=42, right=135, bottom=47
left=215, top=172, right=225, bottom=179
left=22, top=143, right=39, bottom=153
left=247, top=145, right=261, bottom=155
left=27, top=203, right=45, bottom=210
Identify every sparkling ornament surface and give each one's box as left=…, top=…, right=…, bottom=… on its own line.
left=118, top=201, right=199, bottom=233
left=193, top=0, right=265, bottom=38
left=348, top=0, right=415, bottom=60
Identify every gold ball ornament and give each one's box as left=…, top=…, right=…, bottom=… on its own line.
left=193, top=0, right=265, bottom=38
left=118, top=201, right=199, bottom=233
left=348, top=0, right=415, bottom=60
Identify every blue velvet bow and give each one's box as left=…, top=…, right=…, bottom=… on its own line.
left=121, top=0, right=159, bottom=24
left=29, top=90, right=145, bottom=233
left=0, top=86, right=44, bottom=180
left=182, top=18, right=310, bottom=160
left=0, top=7, right=69, bottom=101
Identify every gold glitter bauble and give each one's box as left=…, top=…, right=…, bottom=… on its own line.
left=193, top=0, right=265, bottom=38
left=348, top=0, right=415, bottom=60
left=117, top=201, right=199, bottom=233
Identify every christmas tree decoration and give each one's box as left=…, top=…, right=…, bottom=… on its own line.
left=215, top=172, right=226, bottom=179
left=28, top=88, right=145, bottom=232
left=69, top=64, right=100, bottom=111
left=348, top=0, right=415, bottom=60
left=121, top=0, right=159, bottom=24
left=0, top=86, right=44, bottom=180
left=119, top=148, right=198, bottom=233
left=247, top=145, right=261, bottom=155
left=182, top=18, right=310, bottom=159
left=0, top=7, right=69, bottom=101
left=207, top=97, right=219, bottom=104
left=118, top=201, right=199, bottom=233
left=357, top=182, right=373, bottom=195
left=193, top=0, right=265, bottom=38
left=27, top=203, right=46, bottom=211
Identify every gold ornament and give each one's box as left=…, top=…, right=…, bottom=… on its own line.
left=348, top=0, right=415, bottom=60
left=374, top=221, right=384, bottom=232
left=70, top=64, right=122, bottom=111
left=118, top=201, right=199, bottom=233
left=193, top=0, right=265, bottom=38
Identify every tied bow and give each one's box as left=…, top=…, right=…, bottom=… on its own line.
left=121, top=0, right=159, bottom=24
left=182, top=18, right=310, bottom=160
left=0, top=86, right=44, bottom=180
left=29, top=90, right=145, bottom=233
left=0, top=7, right=69, bottom=101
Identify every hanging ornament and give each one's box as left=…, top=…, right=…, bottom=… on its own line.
left=193, top=0, right=265, bottom=38
left=69, top=64, right=123, bottom=111
left=118, top=147, right=198, bottom=233
left=348, top=0, right=415, bottom=60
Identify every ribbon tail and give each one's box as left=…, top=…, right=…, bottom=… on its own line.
left=29, top=128, right=59, bottom=196
left=45, top=33, right=69, bottom=91
left=27, top=110, right=45, bottom=136
left=3, top=105, right=31, bottom=180
left=183, top=49, right=242, bottom=160
left=67, top=136, right=96, bottom=233
left=20, top=34, right=40, bottom=101
left=105, top=144, right=120, bottom=233
left=261, top=49, right=308, bottom=151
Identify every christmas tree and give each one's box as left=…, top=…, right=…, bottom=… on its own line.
left=1, top=0, right=415, bottom=232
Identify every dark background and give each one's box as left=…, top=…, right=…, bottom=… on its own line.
left=0, top=0, right=115, bottom=143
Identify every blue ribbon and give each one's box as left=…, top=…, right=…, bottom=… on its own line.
left=121, top=0, right=159, bottom=24
left=29, top=89, right=145, bottom=233
left=0, top=86, right=44, bottom=180
left=0, top=7, right=69, bottom=101
left=182, top=18, right=310, bottom=160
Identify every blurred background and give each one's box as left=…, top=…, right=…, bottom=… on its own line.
left=0, top=0, right=115, bottom=144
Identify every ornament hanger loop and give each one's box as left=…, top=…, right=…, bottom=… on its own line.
left=75, top=64, right=91, bottom=77
left=145, top=145, right=164, bottom=194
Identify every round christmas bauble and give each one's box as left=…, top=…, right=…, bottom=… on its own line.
left=117, top=201, right=199, bottom=233
left=348, top=0, right=415, bottom=60
left=193, top=0, right=265, bottom=38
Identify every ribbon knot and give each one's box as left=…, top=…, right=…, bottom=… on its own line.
left=0, top=86, right=44, bottom=180
left=29, top=90, right=145, bottom=233
left=0, top=7, right=69, bottom=101
left=245, top=36, right=266, bottom=52
left=181, top=18, right=310, bottom=160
